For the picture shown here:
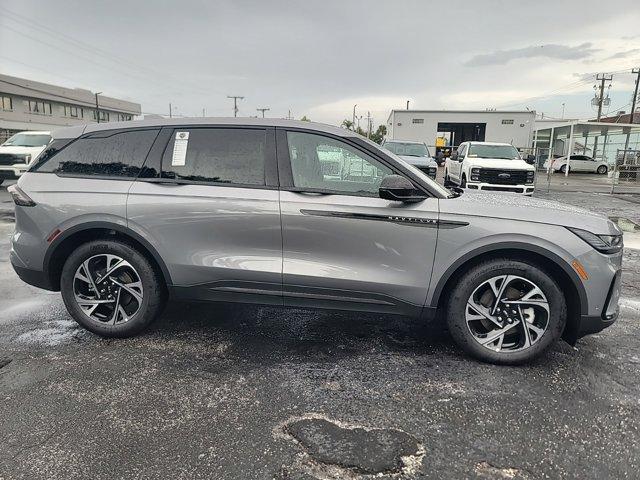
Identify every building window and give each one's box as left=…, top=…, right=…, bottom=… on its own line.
left=1, top=96, right=12, bottom=111
left=502, top=119, right=514, bottom=125
left=28, top=100, right=53, bottom=115
left=64, top=105, right=80, bottom=118
left=93, top=110, right=110, bottom=122
left=412, top=118, right=424, bottom=124
left=117, top=113, right=133, bottom=121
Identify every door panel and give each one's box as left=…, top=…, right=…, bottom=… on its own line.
left=280, top=192, right=438, bottom=313
left=128, top=182, right=283, bottom=302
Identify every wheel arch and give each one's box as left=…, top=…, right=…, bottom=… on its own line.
left=430, top=243, right=587, bottom=343
left=44, top=221, right=172, bottom=291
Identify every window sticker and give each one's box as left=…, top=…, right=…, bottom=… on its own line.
left=171, top=131, right=189, bottom=166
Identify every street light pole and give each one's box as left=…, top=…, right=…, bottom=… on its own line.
left=95, top=92, right=102, bottom=123
left=352, top=104, right=357, bottom=131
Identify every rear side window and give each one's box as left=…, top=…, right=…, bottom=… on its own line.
left=161, top=128, right=266, bottom=186
left=34, top=129, right=159, bottom=177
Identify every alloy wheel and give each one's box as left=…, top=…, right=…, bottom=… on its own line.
left=465, top=275, right=550, bottom=352
left=73, top=254, right=143, bottom=325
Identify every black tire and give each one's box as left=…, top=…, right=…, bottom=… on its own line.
left=446, top=259, right=566, bottom=365
left=443, top=170, right=451, bottom=187
left=0, top=179, right=4, bottom=186
left=60, top=239, right=166, bottom=338
left=560, top=164, right=568, bottom=174
left=597, top=165, right=608, bottom=174
left=460, top=174, right=467, bottom=188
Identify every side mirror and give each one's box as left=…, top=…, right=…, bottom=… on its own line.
left=450, top=151, right=459, bottom=161
left=379, top=175, right=426, bottom=203
left=525, top=154, right=536, bottom=165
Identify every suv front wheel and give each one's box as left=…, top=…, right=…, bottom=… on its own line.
left=446, top=259, right=566, bottom=364
left=60, top=239, right=166, bottom=337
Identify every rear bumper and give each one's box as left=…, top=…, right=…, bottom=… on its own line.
left=10, top=252, right=55, bottom=290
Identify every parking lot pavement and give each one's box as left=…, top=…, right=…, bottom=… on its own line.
left=1, top=185, right=640, bottom=479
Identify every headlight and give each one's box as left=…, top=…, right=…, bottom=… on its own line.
left=567, top=227, right=623, bottom=254
left=471, top=167, right=480, bottom=174
left=526, top=171, right=535, bottom=184
left=470, top=167, right=480, bottom=182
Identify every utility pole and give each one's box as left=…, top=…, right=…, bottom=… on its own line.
left=95, top=92, right=102, bottom=123
left=631, top=68, right=640, bottom=124
left=169, top=102, right=172, bottom=119
left=406, top=100, right=410, bottom=110
left=561, top=103, right=565, bottom=120
left=256, top=107, right=270, bottom=118
left=227, top=95, right=244, bottom=117
left=595, top=73, right=613, bottom=121
left=366, top=111, right=372, bottom=139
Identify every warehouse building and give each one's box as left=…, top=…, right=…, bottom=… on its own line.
left=386, top=109, right=536, bottom=151
left=0, top=73, right=141, bottom=142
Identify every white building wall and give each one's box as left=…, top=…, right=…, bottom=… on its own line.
left=386, top=110, right=536, bottom=148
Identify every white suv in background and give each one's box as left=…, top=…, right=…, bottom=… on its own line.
left=444, top=141, right=536, bottom=195
left=0, top=131, right=51, bottom=185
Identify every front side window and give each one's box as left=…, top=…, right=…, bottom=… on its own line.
left=287, top=131, right=392, bottom=196
left=161, top=128, right=266, bottom=186
left=34, top=129, right=159, bottom=177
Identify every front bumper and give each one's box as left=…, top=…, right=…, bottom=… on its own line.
left=466, top=182, right=535, bottom=194
left=0, top=165, right=28, bottom=179
left=575, top=270, right=621, bottom=339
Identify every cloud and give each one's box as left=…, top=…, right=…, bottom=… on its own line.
left=465, top=43, right=598, bottom=67
left=605, top=48, right=640, bottom=60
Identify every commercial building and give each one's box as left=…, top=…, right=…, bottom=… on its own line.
left=0, top=73, right=141, bottom=142
left=386, top=109, right=536, bottom=150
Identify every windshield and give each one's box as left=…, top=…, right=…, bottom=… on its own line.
left=384, top=142, right=430, bottom=157
left=3, top=133, right=51, bottom=147
left=467, top=144, right=520, bottom=160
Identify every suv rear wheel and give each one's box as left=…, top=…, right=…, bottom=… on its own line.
left=60, top=239, right=166, bottom=337
left=446, top=259, right=566, bottom=364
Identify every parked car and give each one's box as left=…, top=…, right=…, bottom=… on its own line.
left=444, top=141, right=536, bottom=195
left=0, top=131, right=51, bottom=185
left=380, top=140, right=438, bottom=179
left=9, top=118, right=622, bottom=364
left=543, top=155, right=608, bottom=174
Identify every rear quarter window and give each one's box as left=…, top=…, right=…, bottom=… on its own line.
left=33, top=129, right=159, bottom=178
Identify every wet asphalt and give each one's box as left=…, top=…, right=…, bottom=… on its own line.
left=1, top=182, right=640, bottom=479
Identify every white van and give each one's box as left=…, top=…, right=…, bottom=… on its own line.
left=444, top=141, right=536, bottom=195
left=0, top=131, right=51, bottom=185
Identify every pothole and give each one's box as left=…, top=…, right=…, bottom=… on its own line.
left=276, top=414, right=424, bottom=478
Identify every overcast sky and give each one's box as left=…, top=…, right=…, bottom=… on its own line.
left=1, top=0, right=639, bottom=127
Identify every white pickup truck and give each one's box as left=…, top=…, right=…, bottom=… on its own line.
left=444, top=141, right=536, bottom=195
left=0, top=131, right=51, bottom=185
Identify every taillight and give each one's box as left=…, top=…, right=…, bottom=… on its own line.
left=7, top=185, right=36, bottom=207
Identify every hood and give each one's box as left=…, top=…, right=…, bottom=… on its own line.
left=0, top=145, right=47, bottom=159
left=440, top=191, right=619, bottom=235
left=465, top=157, right=534, bottom=171
left=398, top=155, right=437, bottom=168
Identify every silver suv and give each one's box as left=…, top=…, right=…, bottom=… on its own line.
left=8, top=119, right=623, bottom=364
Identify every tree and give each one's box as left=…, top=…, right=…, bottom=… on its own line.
left=341, top=119, right=354, bottom=130
left=300, top=115, right=311, bottom=122
left=369, top=124, right=387, bottom=145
